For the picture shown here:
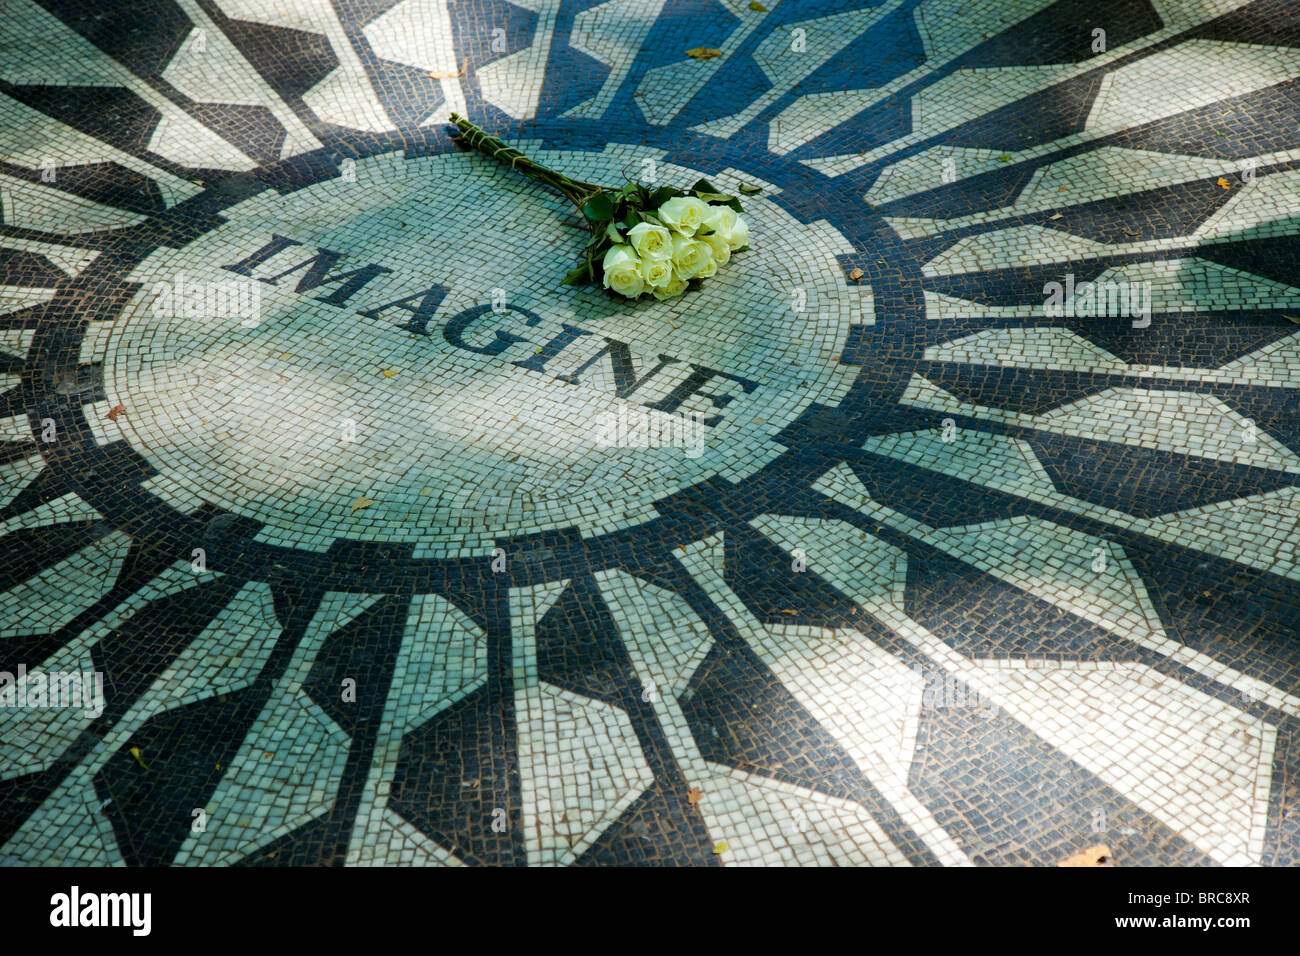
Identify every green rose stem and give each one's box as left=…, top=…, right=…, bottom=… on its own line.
left=449, top=113, right=606, bottom=214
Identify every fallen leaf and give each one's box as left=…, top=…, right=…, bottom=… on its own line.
left=1283, top=315, right=1300, bottom=324
left=1217, top=176, right=1231, bottom=189
left=997, top=153, right=1011, bottom=162
left=381, top=368, right=399, bottom=377
left=847, top=267, right=864, bottom=282
left=686, top=47, right=722, bottom=60
left=780, top=608, right=798, bottom=616
left=129, top=746, right=149, bottom=771
left=738, top=182, right=763, bottom=195
left=1059, top=844, right=1114, bottom=867
left=748, top=0, right=768, bottom=10
left=1048, top=212, right=1063, bottom=220
left=428, top=65, right=465, bottom=79
left=351, top=495, right=375, bottom=513
left=1121, top=227, right=1140, bottom=237
left=105, top=404, right=126, bottom=421
left=713, top=840, right=729, bottom=855
left=1057, top=185, right=1067, bottom=192
left=420, top=487, right=434, bottom=496
left=687, top=786, right=703, bottom=806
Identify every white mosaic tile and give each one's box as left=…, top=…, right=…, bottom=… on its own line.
left=596, top=567, right=713, bottom=698
left=899, top=375, right=1300, bottom=473
left=1086, top=40, right=1300, bottom=135
left=969, top=659, right=1276, bottom=866
left=349, top=593, right=484, bottom=865
left=103, top=149, right=859, bottom=556
left=633, top=0, right=775, bottom=126
left=132, top=581, right=280, bottom=721
left=216, top=0, right=392, bottom=132
left=694, top=3, right=903, bottom=139
left=516, top=681, right=653, bottom=866
left=861, top=427, right=1059, bottom=499
left=363, top=0, right=468, bottom=122
left=477, top=0, right=562, bottom=121
left=0, top=530, right=130, bottom=639
left=0, top=772, right=125, bottom=866
left=166, top=0, right=323, bottom=159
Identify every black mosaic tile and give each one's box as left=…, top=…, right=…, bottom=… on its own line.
left=957, top=0, right=1162, bottom=68
left=389, top=685, right=522, bottom=867
left=0, top=0, right=1297, bottom=869
left=1023, top=431, right=1300, bottom=517
left=908, top=702, right=1215, bottom=866
left=905, top=549, right=1150, bottom=663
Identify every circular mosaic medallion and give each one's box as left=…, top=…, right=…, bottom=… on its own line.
left=91, top=148, right=866, bottom=556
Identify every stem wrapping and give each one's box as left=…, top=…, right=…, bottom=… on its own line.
left=449, top=113, right=606, bottom=213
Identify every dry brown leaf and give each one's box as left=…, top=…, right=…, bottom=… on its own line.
left=351, top=495, right=375, bottom=513
left=1217, top=176, right=1231, bottom=189
left=1059, top=844, right=1114, bottom=867
left=686, top=47, right=722, bottom=60
left=847, top=267, right=864, bottom=282
left=106, top=404, right=126, bottom=421
left=687, top=786, right=703, bottom=806
left=429, top=66, right=465, bottom=79
left=1048, top=212, right=1063, bottom=220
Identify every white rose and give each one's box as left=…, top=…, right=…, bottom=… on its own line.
left=729, top=213, right=749, bottom=250
left=640, top=256, right=674, bottom=289
left=699, top=229, right=731, bottom=266
left=651, top=269, right=688, bottom=300
left=694, top=245, right=718, bottom=279
left=602, top=244, right=645, bottom=298
left=670, top=234, right=713, bottom=279
left=702, top=204, right=749, bottom=250
left=656, top=196, right=711, bottom=236
left=627, top=221, right=672, bottom=260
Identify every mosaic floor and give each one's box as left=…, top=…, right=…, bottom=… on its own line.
left=0, top=0, right=1298, bottom=868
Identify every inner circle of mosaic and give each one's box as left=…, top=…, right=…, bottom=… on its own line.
left=93, top=149, right=866, bottom=555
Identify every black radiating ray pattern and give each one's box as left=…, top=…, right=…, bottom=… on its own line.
left=535, top=575, right=718, bottom=866
left=905, top=548, right=1151, bottom=663
left=908, top=701, right=1215, bottom=866
left=0, top=0, right=1295, bottom=868
left=1023, top=431, right=1300, bottom=517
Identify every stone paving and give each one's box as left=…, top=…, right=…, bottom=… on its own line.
left=0, top=0, right=1299, bottom=867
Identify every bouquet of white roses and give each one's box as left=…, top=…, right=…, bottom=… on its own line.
left=450, top=113, right=750, bottom=301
